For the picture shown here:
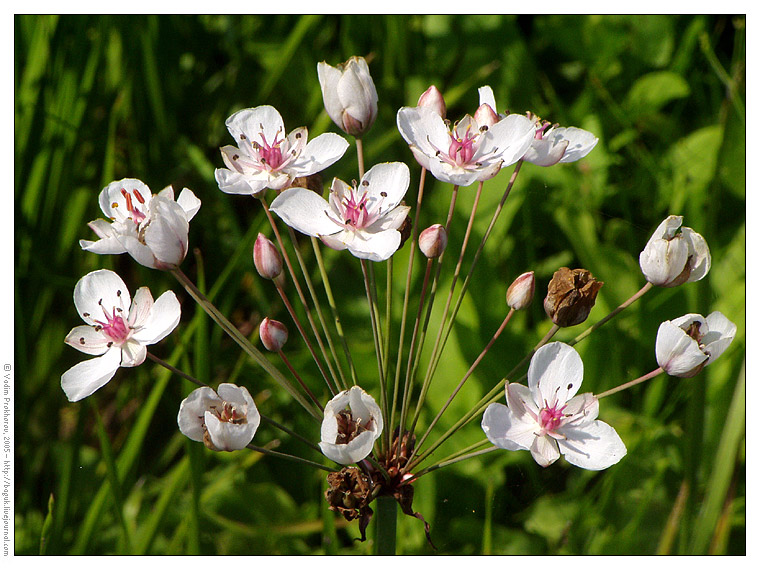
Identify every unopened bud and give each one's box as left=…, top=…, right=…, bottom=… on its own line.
left=253, top=233, right=283, bottom=280
left=543, top=267, right=603, bottom=327
left=418, top=224, right=448, bottom=258
left=260, top=318, right=288, bottom=352
left=506, top=271, right=535, bottom=310
left=474, top=102, right=499, bottom=129
left=417, top=85, right=446, bottom=118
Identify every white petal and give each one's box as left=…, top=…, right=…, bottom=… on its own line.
left=681, top=227, right=711, bottom=283
left=703, top=311, right=737, bottom=364
left=269, top=187, right=341, bottom=237
left=131, top=290, right=181, bottom=345
left=655, top=320, right=707, bottom=377
left=177, top=387, right=221, bottom=442
left=317, top=62, right=346, bottom=128
left=530, top=435, right=561, bottom=467
left=396, top=106, right=449, bottom=156
left=555, top=127, right=599, bottom=163
left=481, top=402, right=535, bottom=451
left=482, top=114, right=536, bottom=166
left=119, top=341, right=147, bottom=367
left=640, top=238, right=689, bottom=286
left=143, top=197, right=189, bottom=267
left=528, top=342, right=583, bottom=408
left=128, top=287, right=154, bottom=329
left=290, top=133, right=349, bottom=176
left=478, top=85, right=497, bottom=112
left=61, top=347, right=121, bottom=402
left=176, top=188, right=201, bottom=221
left=99, top=178, right=152, bottom=221
left=347, top=229, right=402, bottom=262
left=319, top=430, right=377, bottom=465
left=64, top=325, right=110, bottom=356
left=558, top=420, right=627, bottom=470
left=361, top=162, right=410, bottom=207
left=505, top=382, right=540, bottom=425
left=427, top=160, right=481, bottom=187
left=523, top=137, right=569, bottom=167
left=205, top=412, right=257, bottom=451
left=123, top=237, right=159, bottom=269
left=73, top=270, right=131, bottom=326
left=225, top=106, right=284, bottom=147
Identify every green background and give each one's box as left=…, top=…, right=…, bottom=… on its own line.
left=14, top=14, right=745, bottom=554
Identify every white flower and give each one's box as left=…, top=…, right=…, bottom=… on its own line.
left=62, top=269, right=181, bottom=402
left=177, top=383, right=261, bottom=452
left=656, top=312, right=737, bottom=378
left=80, top=178, right=201, bottom=270
left=318, top=56, right=379, bottom=137
left=482, top=342, right=627, bottom=470
left=476, top=87, right=598, bottom=167
left=269, top=162, right=411, bottom=262
left=215, top=105, right=349, bottom=196
left=522, top=112, right=599, bottom=167
left=319, top=386, right=383, bottom=465
left=639, top=215, right=711, bottom=287
left=397, top=92, right=535, bottom=187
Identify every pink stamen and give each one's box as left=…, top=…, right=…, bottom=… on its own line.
left=94, top=306, right=130, bottom=344
left=538, top=401, right=566, bottom=434
left=256, top=131, right=285, bottom=170
left=121, top=188, right=147, bottom=224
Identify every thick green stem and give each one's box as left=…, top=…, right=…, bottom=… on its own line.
left=374, top=496, right=398, bottom=555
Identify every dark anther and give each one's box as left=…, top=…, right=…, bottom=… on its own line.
left=380, top=191, right=387, bottom=197
left=79, top=338, right=86, bottom=344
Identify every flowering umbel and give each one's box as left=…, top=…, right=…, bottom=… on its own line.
left=317, top=56, right=379, bottom=137
left=482, top=342, right=626, bottom=470
left=177, top=383, right=261, bottom=452
left=62, top=269, right=181, bottom=401
left=656, top=312, right=737, bottom=377
left=80, top=179, right=201, bottom=270
left=639, top=215, right=711, bottom=287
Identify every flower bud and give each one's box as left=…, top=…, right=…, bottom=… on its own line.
left=317, top=56, right=378, bottom=137
left=260, top=317, right=288, bottom=352
left=253, top=233, right=283, bottom=280
left=543, top=267, right=603, bottom=327
left=474, top=102, right=499, bottom=129
left=639, top=215, right=710, bottom=287
left=506, top=271, right=535, bottom=310
left=417, top=85, right=446, bottom=118
left=418, top=224, right=448, bottom=258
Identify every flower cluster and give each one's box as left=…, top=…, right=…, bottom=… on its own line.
left=61, top=53, right=738, bottom=552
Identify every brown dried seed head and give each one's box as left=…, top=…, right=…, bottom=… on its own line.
left=543, top=267, right=603, bottom=327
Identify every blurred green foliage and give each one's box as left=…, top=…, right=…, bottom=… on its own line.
left=15, top=14, right=745, bottom=555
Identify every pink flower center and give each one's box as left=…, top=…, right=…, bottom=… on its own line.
left=93, top=298, right=131, bottom=345
left=538, top=401, right=566, bottom=434
left=119, top=187, right=148, bottom=224
left=254, top=131, right=285, bottom=170
left=342, top=189, right=372, bottom=227
left=534, top=121, right=552, bottom=140
left=447, top=127, right=477, bottom=166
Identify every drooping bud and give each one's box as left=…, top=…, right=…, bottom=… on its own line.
left=253, top=233, right=283, bottom=280
left=418, top=224, right=448, bottom=258
left=506, top=271, right=535, bottom=310
left=543, top=267, right=603, bottom=327
left=260, top=317, right=288, bottom=352
left=417, top=85, right=446, bottom=118
left=317, top=56, right=378, bottom=138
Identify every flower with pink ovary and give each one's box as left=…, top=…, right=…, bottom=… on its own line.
left=482, top=342, right=626, bottom=470
left=656, top=312, right=736, bottom=378
left=396, top=89, right=535, bottom=187
left=215, top=105, right=349, bottom=196
left=80, top=178, right=201, bottom=270
left=61, top=269, right=181, bottom=402
left=269, top=162, right=411, bottom=262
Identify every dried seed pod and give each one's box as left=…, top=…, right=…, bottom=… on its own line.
left=543, top=267, right=603, bottom=327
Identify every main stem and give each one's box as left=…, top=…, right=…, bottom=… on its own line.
left=374, top=496, right=397, bottom=555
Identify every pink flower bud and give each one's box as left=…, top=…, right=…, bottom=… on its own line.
left=474, top=102, right=499, bottom=129
left=418, top=224, right=447, bottom=258
left=417, top=85, right=446, bottom=118
left=253, top=234, right=282, bottom=280
left=260, top=318, right=288, bottom=352
left=506, top=271, right=535, bottom=310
